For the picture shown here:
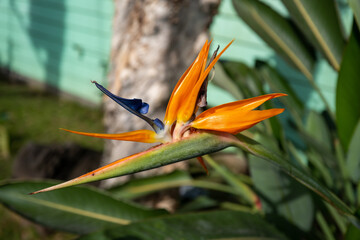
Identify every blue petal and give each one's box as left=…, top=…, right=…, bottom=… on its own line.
left=154, top=118, right=165, bottom=130
left=92, top=81, right=164, bottom=132
left=115, top=97, right=149, bottom=114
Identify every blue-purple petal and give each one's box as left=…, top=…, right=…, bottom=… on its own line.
left=92, top=81, right=164, bottom=132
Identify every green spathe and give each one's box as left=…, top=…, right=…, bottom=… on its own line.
left=30, top=132, right=233, bottom=194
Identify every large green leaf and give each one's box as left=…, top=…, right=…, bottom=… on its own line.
left=249, top=134, right=314, bottom=231
left=233, top=134, right=355, bottom=219
left=282, top=0, right=345, bottom=71
left=231, top=0, right=315, bottom=80
left=0, top=181, right=166, bottom=234
left=336, top=23, right=360, bottom=152
left=78, top=210, right=288, bottom=240
left=346, top=120, right=360, bottom=183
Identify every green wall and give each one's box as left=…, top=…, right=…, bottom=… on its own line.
left=0, top=0, right=113, bottom=103
left=0, top=0, right=352, bottom=110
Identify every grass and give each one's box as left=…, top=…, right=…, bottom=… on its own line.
left=0, top=76, right=106, bottom=240
left=0, top=81, right=105, bottom=155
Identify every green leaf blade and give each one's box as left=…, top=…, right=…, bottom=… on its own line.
left=78, top=210, right=288, bottom=240
left=249, top=134, right=314, bottom=231
left=282, top=0, right=345, bottom=70
left=336, top=24, right=360, bottom=152
left=232, top=0, right=315, bottom=79
left=346, top=120, right=360, bottom=183
left=0, top=181, right=167, bottom=234
left=233, top=134, right=354, bottom=217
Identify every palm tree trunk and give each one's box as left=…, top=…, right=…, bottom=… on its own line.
left=102, top=0, right=220, bottom=187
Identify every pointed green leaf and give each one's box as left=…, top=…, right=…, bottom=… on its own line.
left=231, top=0, right=315, bottom=80
left=232, top=134, right=355, bottom=218
left=0, top=181, right=167, bottom=234
left=281, top=0, right=345, bottom=71
left=336, top=23, right=360, bottom=152
left=249, top=134, right=314, bottom=231
left=346, top=120, right=360, bottom=183
left=78, top=210, right=288, bottom=240
left=31, top=133, right=233, bottom=194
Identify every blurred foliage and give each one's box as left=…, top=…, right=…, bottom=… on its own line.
left=0, top=80, right=104, bottom=154
left=0, top=76, right=104, bottom=240
left=1, top=0, right=360, bottom=239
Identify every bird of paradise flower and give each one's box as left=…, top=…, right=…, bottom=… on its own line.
left=31, top=40, right=286, bottom=194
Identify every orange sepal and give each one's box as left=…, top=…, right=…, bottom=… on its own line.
left=164, top=40, right=211, bottom=126
left=190, top=93, right=287, bottom=134
left=60, top=128, right=160, bottom=143
left=176, top=40, right=234, bottom=123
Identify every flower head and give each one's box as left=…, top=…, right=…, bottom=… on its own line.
left=62, top=40, right=286, bottom=170
left=31, top=40, right=287, bottom=194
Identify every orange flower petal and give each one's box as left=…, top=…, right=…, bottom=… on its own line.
left=190, top=93, right=286, bottom=134
left=60, top=128, right=160, bottom=143
left=192, top=109, right=284, bottom=134
left=177, top=40, right=234, bottom=123
left=196, top=93, right=287, bottom=117
left=164, top=41, right=211, bottom=126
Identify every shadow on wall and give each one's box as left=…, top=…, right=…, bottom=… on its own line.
left=28, top=0, right=66, bottom=94
left=9, top=0, right=66, bottom=94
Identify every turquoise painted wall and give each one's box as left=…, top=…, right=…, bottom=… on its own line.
left=0, top=0, right=352, bottom=110
left=0, top=0, right=113, bottom=103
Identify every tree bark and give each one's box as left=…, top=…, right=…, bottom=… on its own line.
left=102, top=0, right=220, bottom=187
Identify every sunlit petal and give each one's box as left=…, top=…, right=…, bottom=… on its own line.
left=60, top=128, right=160, bottom=143
left=164, top=41, right=211, bottom=126
left=196, top=93, right=287, bottom=117
left=191, top=108, right=284, bottom=134
left=177, top=40, right=234, bottom=123
left=190, top=93, right=286, bottom=134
